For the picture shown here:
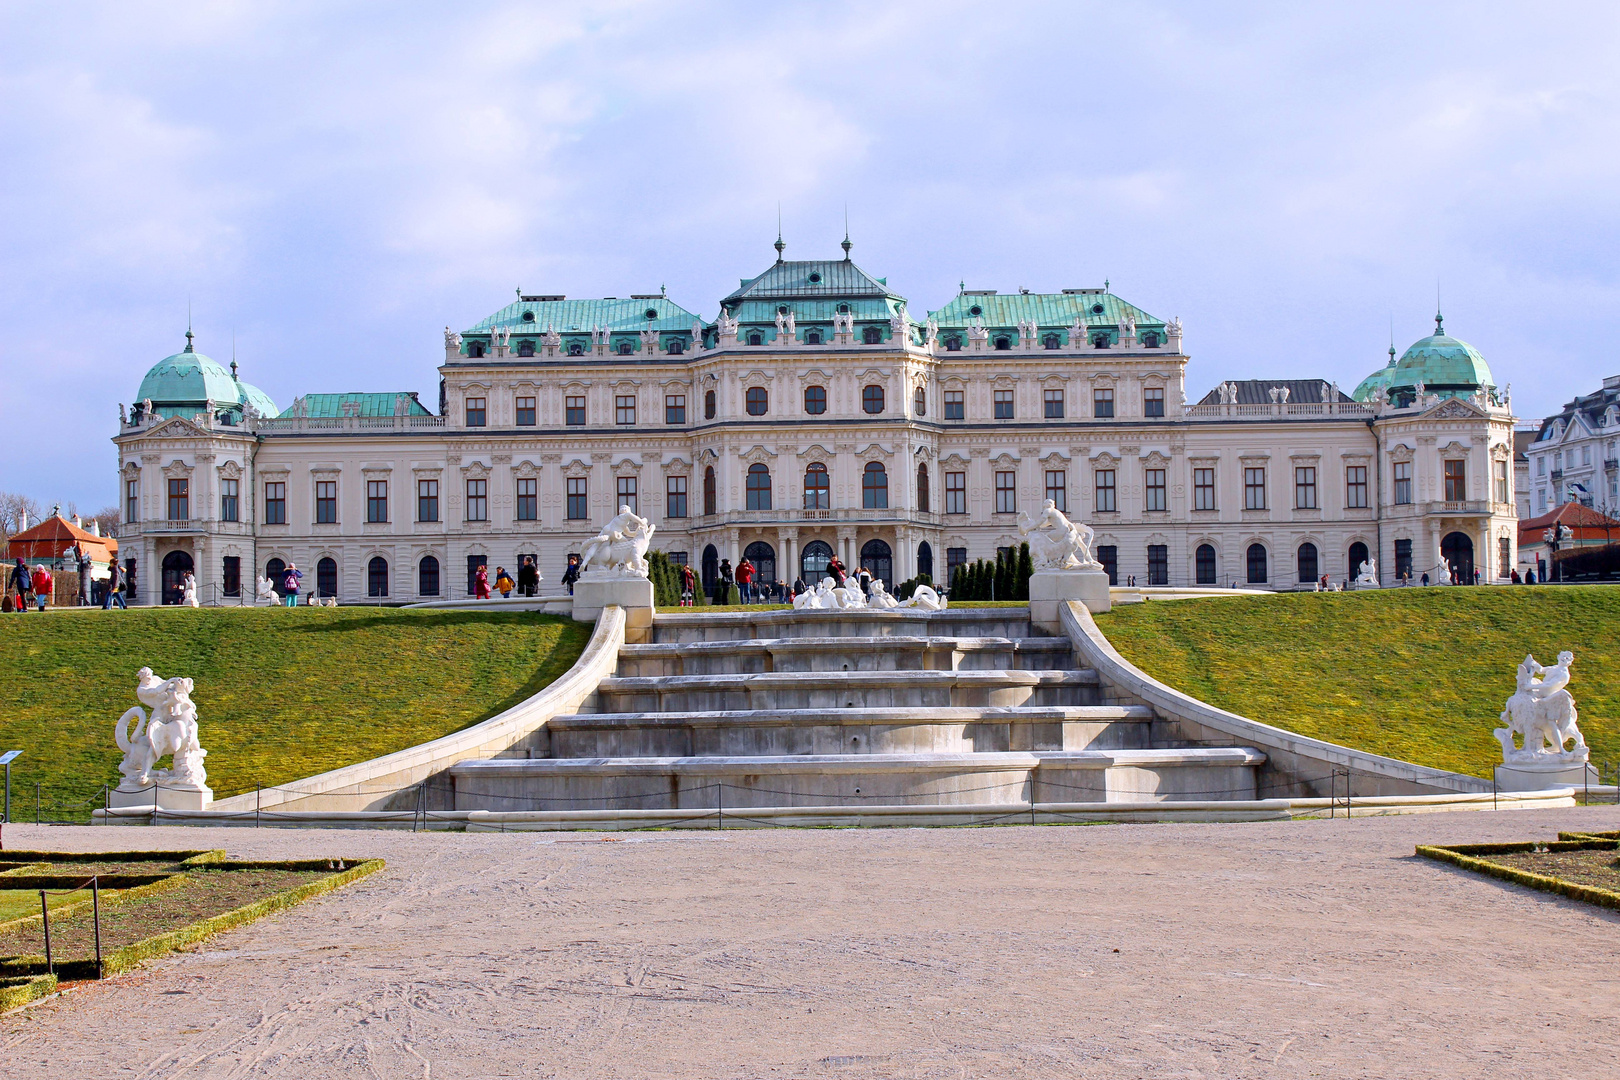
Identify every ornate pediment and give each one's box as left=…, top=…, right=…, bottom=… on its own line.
left=147, top=417, right=205, bottom=439
left=1427, top=397, right=1484, bottom=420
left=162, top=458, right=192, bottom=478
left=217, top=459, right=243, bottom=480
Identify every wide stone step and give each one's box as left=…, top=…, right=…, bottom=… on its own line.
left=650, top=608, right=1042, bottom=643
left=594, top=669, right=1101, bottom=711
left=616, top=635, right=1074, bottom=676
left=449, top=748, right=1267, bottom=810
left=541, top=704, right=1156, bottom=758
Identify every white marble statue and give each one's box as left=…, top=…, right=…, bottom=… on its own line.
left=1496, top=652, right=1588, bottom=764
left=867, top=578, right=900, bottom=608
left=1068, top=318, right=1085, bottom=349
left=896, top=584, right=946, bottom=611
left=444, top=326, right=462, bottom=354
left=1354, top=558, right=1379, bottom=587
left=784, top=309, right=796, bottom=337
left=1017, top=499, right=1100, bottom=570
left=181, top=570, right=199, bottom=607
left=640, top=328, right=660, bottom=350
left=966, top=317, right=988, bottom=344
left=717, top=311, right=740, bottom=338
left=579, top=505, right=656, bottom=578
left=542, top=325, right=561, bottom=349
left=1119, top=312, right=1136, bottom=341
left=792, top=580, right=829, bottom=609
left=491, top=324, right=511, bottom=352
left=691, top=321, right=706, bottom=350
left=1168, top=315, right=1183, bottom=338
left=828, top=578, right=867, bottom=609
left=115, top=667, right=208, bottom=791
left=774, top=309, right=786, bottom=335
left=890, top=306, right=907, bottom=336
left=925, top=316, right=938, bottom=346
left=255, top=575, right=278, bottom=604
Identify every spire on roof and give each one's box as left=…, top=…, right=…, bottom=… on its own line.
left=1435, top=283, right=1444, bottom=335
left=183, top=328, right=195, bottom=354
left=842, top=205, right=852, bottom=260
left=774, top=204, right=785, bottom=262
left=1389, top=316, right=1397, bottom=366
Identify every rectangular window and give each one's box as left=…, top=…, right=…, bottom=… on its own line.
left=1093, top=388, right=1115, bottom=418
left=946, top=547, right=968, bottom=585
left=1244, top=467, right=1266, bottom=510
left=515, top=396, right=536, bottom=426
left=126, top=479, right=138, bottom=523
left=945, top=471, right=967, bottom=515
left=417, top=479, right=439, bottom=522
left=1193, top=467, right=1215, bottom=511
left=1144, top=387, right=1165, bottom=418
left=944, top=390, right=965, bottom=420
left=1346, top=465, right=1368, bottom=509
left=567, top=477, right=588, bottom=520
left=466, top=478, right=488, bottom=521
left=1095, top=469, right=1117, bottom=513
left=1147, top=544, right=1168, bottom=586
left=1537, top=456, right=1546, bottom=476
left=1096, top=545, right=1118, bottom=586
left=264, top=481, right=286, bottom=524
left=1145, top=469, right=1166, bottom=512
left=1444, top=460, right=1466, bottom=502
left=465, top=396, right=486, bottom=427
left=994, top=389, right=1015, bottom=419
left=516, top=477, right=537, bottom=521
left=168, top=478, right=189, bottom=521
left=667, top=552, right=688, bottom=567
left=666, top=395, right=686, bottom=424
left=222, top=555, right=240, bottom=597
left=995, top=471, right=1017, bottom=514
left=1044, top=388, right=1064, bottom=418
left=1393, top=461, right=1412, bottom=504
left=616, top=395, right=636, bottom=425
left=666, top=475, right=688, bottom=518
left=315, top=480, right=337, bottom=523
left=1294, top=466, right=1317, bottom=510
left=1499, top=536, right=1511, bottom=578
left=565, top=395, right=586, bottom=425
left=617, top=476, right=637, bottom=513
left=367, top=479, right=388, bottom=523
left=1395, top=538, right=1413, bottom=580
left=1494, top=460, right=1509, bottom=503
left=220, top=478, right=238, bottom=522
left=1045, top=470, right=1067, bottom=513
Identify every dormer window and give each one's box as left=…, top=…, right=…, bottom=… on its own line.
left=1091, top=333, right=1111, bottom=349
left=617, top=340, right=633, bottom=355
left=666, top=339, right=683, bottom=355
left=747, top=331, right=763, bottom=346
left=468, top=342, right=486, bottom=358
left=993, top=335, right=1011, bottom=351
left=862, top=326, right=882, bottom=344
left=945, top=336, right=962, bottom=352
left=1043, top=334, right=1060, bottom=350
left=1142, top=332, right=1161, bottom=348
left=517, top=340, right=535, bottom=357
left=567, top=341, right=584, bottom=356
left=521, top=310, right=536, bottom=322
left=969, top=305, right=983, bottom=317
left=805, top=329, right=823, bottom=345
left=808, top=272, right=823, bottom=283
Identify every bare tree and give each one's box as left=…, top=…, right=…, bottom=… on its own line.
left=0, top=490, right=44, bottom=546
left=87, top=505, right=121, bottom=539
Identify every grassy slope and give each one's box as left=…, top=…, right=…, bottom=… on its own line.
left=1094, top=587, right=1620, bottom=780
left=0, top=608, right=590, bottom=810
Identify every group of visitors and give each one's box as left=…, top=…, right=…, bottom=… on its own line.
left=6, top=558, right=50, bottom=613
left=6, top=546, right=133, bottom=611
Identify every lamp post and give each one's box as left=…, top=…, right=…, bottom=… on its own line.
left=0, top=750, right=20, bottom=823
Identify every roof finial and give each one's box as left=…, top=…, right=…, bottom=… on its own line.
left=1104, top=277, right=1110, bottom=291
left=185, top=296, right=194, bottom=352
left=841, top=205, right=852, bottom=260
left=774, top=203, right=785, bottom=261
left=231, top=329, right=238, bottom=379
left=1435, top=282, right=1444, bottom=335
left=1389, top=314, right=1396, bottom=365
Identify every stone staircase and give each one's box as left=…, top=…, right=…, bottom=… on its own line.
left=447, top=608, right=1267, bottom=814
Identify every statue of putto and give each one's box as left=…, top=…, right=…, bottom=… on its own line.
left=115, top=667, right=209, bottom=791
left=1017, top=500, right=1101, bottom=570
left=867, top=578, right=900, bottom=608
left=1353, top=558, right=1379, bottom=587
left=580, top=505, right=656, bottom=578
left=1496, top=652, right=1588, bottom=764
left=897, top=584, right=946, bottom=611
left=255, top=575, right=278, bottom=604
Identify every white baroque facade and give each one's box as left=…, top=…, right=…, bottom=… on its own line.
left=113, top=248, right=1520, bottom=604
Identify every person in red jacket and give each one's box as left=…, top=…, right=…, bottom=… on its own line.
left=30, top=565, right=52, bottom=611
left=736, top=558, right=755, bottom=603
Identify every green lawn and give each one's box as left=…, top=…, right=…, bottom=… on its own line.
left=0, top=608, right=590, bottom=814
left=1094, top=586, right=1620, bottom=780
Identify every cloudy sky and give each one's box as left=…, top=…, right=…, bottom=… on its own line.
left=3, top=0, right=1618, bottom=511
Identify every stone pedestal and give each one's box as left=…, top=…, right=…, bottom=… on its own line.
left=572, top=574, right=655, bottom=642
left=1029, top=568, right=1111, bottom=631
left=1494, top=759, right=1593, bottom=792
left=108, top=782, right=213, bottom=812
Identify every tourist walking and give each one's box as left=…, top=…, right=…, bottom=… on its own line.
left=8, top=558, right=31, bottom=612
left=75, top=544, right=91, bottom=605
left=102, top=557, right=126, bottom=609
left=518, top=556, right=539, bottom=597
left=282, top=563, right=303, bottom=607
left=736, top=558, right=755, bottom=603
left=680, top=562, right=696, bottom=606
left=562, top=554, right=580, bottom=595
left=495, top=566, right=515, bottom=599
left=474, top=564, right=491, bottom=599
left=30, top=564, right=52, bottom=611
left=718, top=558, right=735, bottom=603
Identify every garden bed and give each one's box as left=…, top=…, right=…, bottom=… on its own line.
left=1415, top=837, right=1620, bottom=911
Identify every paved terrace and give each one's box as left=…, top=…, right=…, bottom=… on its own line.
left=3, top=810, right=1619, bottom=1079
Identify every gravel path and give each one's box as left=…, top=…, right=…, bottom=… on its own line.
left=2, top=809, right=1619, bottom=1079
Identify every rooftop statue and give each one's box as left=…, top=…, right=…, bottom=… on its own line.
left=444, top=327, right=462, bottom=351
left=580, top=505, right=656, bottom=579
left=691, top=321, right=706, bottom=350
left=115, top=667, right=209, bottom=792
left=774, top=310, right=786, bottom=335
left=1017, top=499, right=1100, bottom=570
left=1496, top=652, right=1588, bottom=764
left=784, top=309, right=796, bottom=335
left=890, top=305, right=907, bottom=335
left=542, top=324, right=561, bottom=348
left=925, top=316, right=938, bottom=346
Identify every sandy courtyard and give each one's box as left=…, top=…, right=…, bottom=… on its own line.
left=2, top=809, right=1618, bottom=1079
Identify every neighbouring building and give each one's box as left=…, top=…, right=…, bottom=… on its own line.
left=112, top=242, right=1521, bottom=604
left=1517, top=502, right=1620, bottom=580
left=1524, top=374, right=1620, bottom=519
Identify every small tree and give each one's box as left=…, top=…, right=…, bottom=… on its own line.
left=1015, top=542, right=1033, bottom=600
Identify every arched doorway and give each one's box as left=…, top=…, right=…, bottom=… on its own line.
left=800, top=540, right=833, bottom=583
left=1246, top=543, right=1268, bottom=584
left=265, top=558, right=287, bottom=597
left=1442, top=532, right=1475, bottom=583
left=701, top=545, right=719, bottom=591
left=917, top=541, right=934, bottom=581
left=161, top=550, right=194, bottom=605
left=1195, top=544, right=1217, bottom=585
left=316, top=557, right=338, bottom=598
left=743, top=541, right=776, bottom=589
left=368, top=556, right=390, bottom=597
left=418, top=555, right=441, bottom=597
left=1297, top=543, right=1319, bottom=584
left=1348, top=541, right=1370, bottom=579
left=860, top=539, right=893, bottom=586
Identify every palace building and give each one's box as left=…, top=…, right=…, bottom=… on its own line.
left=113, top=241, right=1520, bottom=604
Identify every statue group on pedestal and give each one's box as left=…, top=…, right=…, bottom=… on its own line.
left=1017, top=500, right=1101, bottom=571
left=580, top=506, right=656, bottom=579
left=791, top=577, right=945, bottom=612
left=115, top=667, right=208, bottom=792
left=1496, top=652, right=1587, bottom=765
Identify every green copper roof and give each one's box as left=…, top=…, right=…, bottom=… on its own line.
left=1389, top=315, right=1494, bottom=390
left=721, top=255, right=901, bottom=305
left=135, top=331, right=278, bottom=417
left=928, top=290, right=1163, bottom=330
left=1351, top=350, right=1400, bottom=402
left=467, top=296, right=702, bottom=337
left=279, top=392, right=430, bottom=419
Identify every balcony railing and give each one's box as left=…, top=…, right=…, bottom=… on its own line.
left=256, top=414, right=447, bottom=433
left=1184, top=401, right=1375, bottom=420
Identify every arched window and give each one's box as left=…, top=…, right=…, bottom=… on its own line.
left=916, top=463, right=930, bottom=511
left=703, top=466, right=717, bottom=516
left=1043, top=333, right=1061, bottom=350
left=746, top=463, right=772, bottom=510
left=1195, top=544, right=1217, bottom=585
left=743, top=541, right=776, bottom=585
left=701, top=545, right=719, bottom=590
left=368, top=556, right=389, bottom=597
left=1297, top=542, right=1319, bottom=583
left=804, top=385, right=827, bottom=414
left=746, top=387, right=768, bottom=415
left=616, top=340, right=633, bottom=355
left=860, top=539, right=893, bottom=585
left=418, top=555, right=440, bottom=596
left=666, top=339, right=684, bottom=355
left=945, top=336, right=962, bottom=351
left=746, top=330, right=763, bottom=346
left=993, top=335, right=1011, bottom=350
left=805, top=328, right=823, bottom=345
left=567, top=341, right=584, bottom=356
left=803, top=463, right=830, bottom=509
left=517, top=340, right=535, bottom=357
left=862, top=325, right=882, bottom=344
left=917, top=541, right=934, bottom=579
left=1246, top=543, right=1268, bottom=584
left=161, top=550, right=195, bottom=605
left=316, top=557, right=338, bottom=598
left=863, top=462, right=888, bottom=508
left=800, top=540, right=833, bottom=582
left=1348, top=541, right=1370, bottom=578
left=468, top=341, right=486, bottom=358
left=914, top=385, right=926, bottom=416
left=704, top=389, right=716, bottom=419
left=863, top=385, right=885, bottom=414
left=265, top=558, right=287, bottom=597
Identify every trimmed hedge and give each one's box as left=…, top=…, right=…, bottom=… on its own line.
left=1416, top=840, right=1620, bottom=911
left=0, top=972, right=55, bottom=1012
